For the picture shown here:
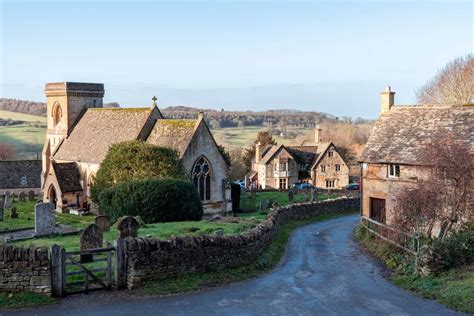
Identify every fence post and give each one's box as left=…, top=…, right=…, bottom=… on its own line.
left=106, top=242, right=112, bottom=290
left=115, top=238, right=127, bottom=289
left=50, top=244, right=64, bottom=297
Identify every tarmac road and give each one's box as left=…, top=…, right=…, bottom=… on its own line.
left=7, top=214, right=462, bottom=316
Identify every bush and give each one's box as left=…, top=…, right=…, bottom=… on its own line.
left=91, top=141, right=185, bottom=202
left=98, top=178, right=203, bottom=223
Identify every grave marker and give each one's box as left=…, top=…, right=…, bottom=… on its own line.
left=116, top=216, right=140, bottom=238
left=80, top=223, right=103, bottom=263
left=35, top=203, right=55, bottom=235
left=95, top=215, right=111, bottom=232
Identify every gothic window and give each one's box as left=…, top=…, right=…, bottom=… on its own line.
left=192, top=156, right=212, bottom=201
left=53, top=103, right=62, bottom=126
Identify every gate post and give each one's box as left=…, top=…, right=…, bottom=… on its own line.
left=50, top=244, right=64, bottom=297
left=115, top=238, right=127, bottom=289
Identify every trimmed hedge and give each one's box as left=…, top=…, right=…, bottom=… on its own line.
left=98, top=178, right=203, bottom=223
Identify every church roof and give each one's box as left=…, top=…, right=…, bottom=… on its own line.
left=52, top=162, right=82, bottom=193
left=0, top=160, right=41, bottom=189
left=146, top=119, right=199, bottom=157
left=360, top=106, right=474, bottom=165
left=54, top=108, right=157, bottom=164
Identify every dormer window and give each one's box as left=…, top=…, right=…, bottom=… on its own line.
left=328, top=151, right=334, bottom=157
left=388, top=164, right=400, bottom=178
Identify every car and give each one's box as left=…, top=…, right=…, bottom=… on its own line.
left=291, top=182, right=315, bottom=190
left=344, top=183, right=359, bottom=191
left=234, top=180, right=246, bottom=189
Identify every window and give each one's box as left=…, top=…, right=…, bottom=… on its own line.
left=320, top=165, right=326, bottom=172
left=328, top=151, right=333, bottom=157
left=325, top=179, right=335, bottom=188
left=335, top=164, right=341, bottom=172
left=279, top=178, right=287, bottom=189
left=192, top=156, right=212, bottom=201
left=52, top=103, right=62, bottom=126
left=388, top=164, right=400, bottom=178
left=280, top=162, right=287, bottom=171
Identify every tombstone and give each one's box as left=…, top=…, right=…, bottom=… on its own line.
left=116, top=216, right=140, bottom=239
left=311, top=187, right=318, bottom=202
left=80, top=223, right=103, bottom=263
left=95, top=215, right=111, bottom=232
left=259, top=200, right=269, bottom=212
left=10, top=207, right=18, bottom=219
left=18, top=192, right=26, bottom=202
left=11, top=193, right=15, bottom=203
left=214, top=229, right=224, bottom=237
left=288, top=190, right=294, bottom=203
left=34, top=203, right=55, bottom=235
left=28, top=190, right=35, bottom=202
left=3, top=192, right=10, bottom=209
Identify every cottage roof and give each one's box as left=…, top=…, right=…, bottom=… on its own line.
left=54, top=107, right=158, bottom=164
left=360, top=106, right=474, bottom=165
left=52, top=162, right=82, bottom=193
left=0, top=160, right=41, bottom=189
left=146, top=119, right=199, bottom=157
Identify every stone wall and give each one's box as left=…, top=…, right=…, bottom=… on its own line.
left=0, top=245, right=51, bottom=293
left=125, top=197, right=360, bottom=289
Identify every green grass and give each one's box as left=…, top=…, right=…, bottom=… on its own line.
left=0, top=292, right=56, bottom=309
left=239, top=191, right=336, bottom=212
left=0, top=110, right=46, bottom=122
left=136, top=210, right=356, bottom=296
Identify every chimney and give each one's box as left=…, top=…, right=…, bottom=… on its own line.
left=314, top=124, right=322, bottom=144
left=255, top=142, right=261, bottom=163
left=198, top=111, right=205, bottom=120
left=380, top=86, right=395, bottom=113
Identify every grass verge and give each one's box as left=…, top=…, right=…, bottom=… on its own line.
left=0, top=292, right=56, bottom=309
left=136, top=210, right=356, bottom=296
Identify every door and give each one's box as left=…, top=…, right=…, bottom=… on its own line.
left=370, top=198, right=386, bottom=224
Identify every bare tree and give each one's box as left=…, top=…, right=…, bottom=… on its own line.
left=416, top=54, right=473, bottom=106
left=0, top=143, right=16, bottom=160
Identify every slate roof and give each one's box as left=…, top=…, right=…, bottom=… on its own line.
left=0, top=160, right=41, bottom=189
left=52, top=162, right=82, bottom=193
left=54, top=108, right=156, bottom=164
left=360, top=106, right=474, bottom=165
left=146, top=119, right=199, bottom=157
left=257, top=143, right=332, bottom=170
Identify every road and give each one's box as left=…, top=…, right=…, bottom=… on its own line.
left=8, top=215, right=462, bottom=316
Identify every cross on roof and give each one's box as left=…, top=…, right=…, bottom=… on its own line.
left=152, top=96, right=158, bottom=107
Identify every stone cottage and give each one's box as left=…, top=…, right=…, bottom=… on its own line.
left=41, top=82, right=231, bottom=216
left=360, top=86, right=473, bottom=225
left=0, top=160, right=42, bottom=194
left=246, top=126, right=349, bottom=189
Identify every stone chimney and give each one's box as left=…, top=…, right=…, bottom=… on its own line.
left=198, top=111, right=205, bottom=120
left=314, top=124, right=322, bottom=144
left=380, top=86, right=395, bottom=113
left=255, top=142, right=262, bottom=164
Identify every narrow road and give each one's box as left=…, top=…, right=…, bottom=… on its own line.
left=8, top=215, right=462, bottom=316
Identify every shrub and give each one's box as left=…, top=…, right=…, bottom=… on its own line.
left=91, top=141, right=185, bottom=202
left=98, top=178, right=203, bottom=223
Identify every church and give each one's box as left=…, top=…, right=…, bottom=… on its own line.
left=41, top=82, right=232, bottom=217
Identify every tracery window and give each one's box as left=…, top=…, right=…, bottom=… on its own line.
left=192, top=156, right=212, bottom=201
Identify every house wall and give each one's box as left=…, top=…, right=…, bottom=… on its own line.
left=314, top=147, right=349, bottom=189
left=264, top=154, right=299, bottom=189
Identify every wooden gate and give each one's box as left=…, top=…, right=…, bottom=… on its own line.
left=51, top=239, right=127, bottom=297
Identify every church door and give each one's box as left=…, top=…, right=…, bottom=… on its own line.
left=49, top=185, right=57, bottom=208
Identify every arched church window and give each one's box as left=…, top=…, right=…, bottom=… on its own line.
left=53, top=103, right=62, bottom=126
left=192, top=156, right=212, bottom=201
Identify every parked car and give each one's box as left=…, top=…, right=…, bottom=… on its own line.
left=344, top=183, right=359, bottom=191
left=291, top=182, right=315, bottom=190
left=234, top=180, right=246, bottom=189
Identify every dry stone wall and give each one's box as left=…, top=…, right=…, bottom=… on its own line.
left=125, top=197, right=359, bottom=289
left=0, top=245, right=51, bottom=293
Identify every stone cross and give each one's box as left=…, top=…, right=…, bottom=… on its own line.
left=116, top=216, right=140, bottom=238
left=10, top=207, right=18, bottom=219
left=152, top=96, right=158, bottom=107
left=80, top=223, right=103, bottom=263
left=28, top=190, right=35, bottom=202
left=18, top=192, right=26, bottom=202
left=35, top=203, right=55, bottom=235
left=95, top=215, right=111, bottom=232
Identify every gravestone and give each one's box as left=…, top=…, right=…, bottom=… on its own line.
left=80, top=223, right=103, bottom=263
left=18, top=192, right=26, bottom=202
left=214, top=229, right=224, bottom=237
left=35, top=203, right=55, bottom=235
left=95, top=215, right=111, bottom=232
left=311, top=187, right=318, bottom=202
left=3, top=192, right=10, bottom=209
left=10, top=207, right=18, bottom=219
left=116, top=216, right=140, bottom=238
left=28, top=190, right=35, bottom=202
left=259, top=200, right=269, bottom=211
left=11, top=193, right=15, bottom=203
left=288, top=190, right=294, bottom=203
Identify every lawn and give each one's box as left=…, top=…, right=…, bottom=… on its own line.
left=0, top=110, right=46, bottom=123
left=0, top=292, right=56, bottom=310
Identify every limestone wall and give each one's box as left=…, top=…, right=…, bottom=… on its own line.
left=0, top=245, right=51, bottom=294
left=125, top=197, right=360, bottom=289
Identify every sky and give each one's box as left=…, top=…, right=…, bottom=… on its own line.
left=0, top=0, right=472, bottom=118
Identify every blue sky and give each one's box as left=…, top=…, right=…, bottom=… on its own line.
left=1, top=0, right=472, bottom=118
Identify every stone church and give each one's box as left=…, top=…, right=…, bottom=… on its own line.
left=41, top=82, right=231, bottom=216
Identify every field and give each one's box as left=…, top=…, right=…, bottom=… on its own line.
left=0, top=110, right=46, bottom=123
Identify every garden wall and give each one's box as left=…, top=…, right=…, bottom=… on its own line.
left=125, top=197, right=360, bottom=289
left=0, top=245, right=51, bottom=293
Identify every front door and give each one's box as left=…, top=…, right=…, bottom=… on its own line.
left=369, top=197, right=386, bottom=224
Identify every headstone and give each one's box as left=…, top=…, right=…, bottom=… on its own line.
left=259, top=200, right=269, bottom=211
left=18, top=192, right=26, bottom=202
left=311, top=187, right=318, bottom=202
left=35, top=203, right=55, bottom=235
left=288, top=190, right=294, bottom=203
left=3, top=192, right=10, bottom=209
left=11, top=193, right=15, bottom=203
left=95, top=215, right=111, bottom=232
left=10, top=207, right=18, bottom=219
left=214, top=229, right=224, bottom=237
left=28, top=190, right=35, bottom=202
left=80, top=223, right=103, bottom=263
left=116, top=216, right=140, bottom=239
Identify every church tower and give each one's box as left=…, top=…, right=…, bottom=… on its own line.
left=42, top=82, right=104, bottom=187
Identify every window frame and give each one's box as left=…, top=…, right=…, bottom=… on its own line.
left=388, top=164, right=400, bottom=178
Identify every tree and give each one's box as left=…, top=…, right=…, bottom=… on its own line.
left=91, top=141, right=185, bottom=201
left=242, top=131, right=277, bottom=171
left=0, top=143, right=16, bottom=160
left=217, top=144, right=232, bottom=168
left=416, top=54, right=473, bottom=106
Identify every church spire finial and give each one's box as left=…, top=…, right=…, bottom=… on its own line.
left=151, top=96, right=158, bottom=107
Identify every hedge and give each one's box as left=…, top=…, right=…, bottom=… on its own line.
left=98, top=178, right=203, bottom=223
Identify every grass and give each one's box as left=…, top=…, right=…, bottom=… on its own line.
left=0, top=110, right=46, bottom=122
left=354, top=223, right=474, bottom=314
left=136, top=210, right=356, bottom=296
left=0, top=292, right=56, bottom=309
